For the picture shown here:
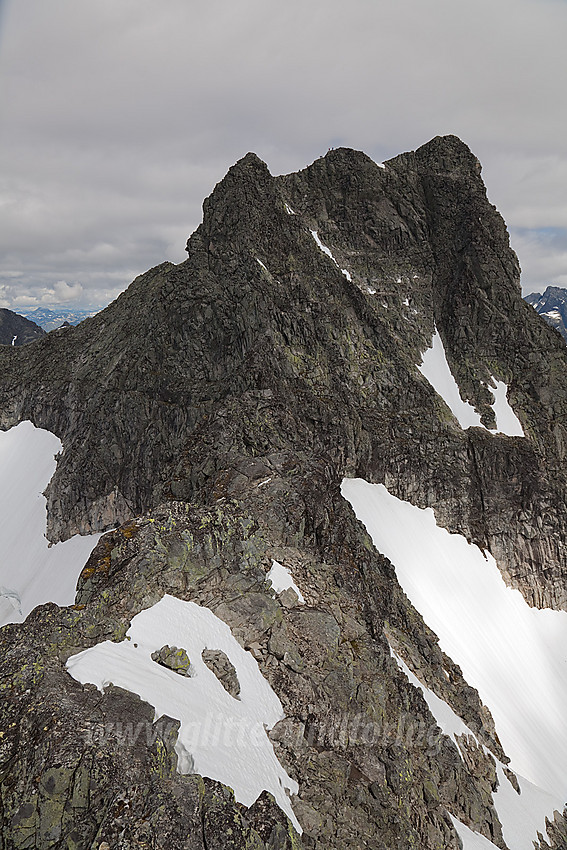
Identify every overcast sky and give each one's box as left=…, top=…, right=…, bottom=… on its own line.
left=0, top=0, right=565, bottom=310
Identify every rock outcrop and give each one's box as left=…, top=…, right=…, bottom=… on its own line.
left=151, top=645, right=192, bottom=676
left=1, top=135, right=567, bottom=848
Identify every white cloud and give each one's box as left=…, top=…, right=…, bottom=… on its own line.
left=0, top=0, right=566, bottom=308
left=53, top=280, right=83, bottom=302
left=509, top=228, right=567, bottom=295
left=1, top=278, right=113, bottom=310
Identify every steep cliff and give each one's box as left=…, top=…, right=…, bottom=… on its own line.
left=0, top=136, right=566, bottom=849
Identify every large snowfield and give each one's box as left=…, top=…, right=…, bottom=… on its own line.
left=0, top=421, right=100, bottom=627
left=66, top=594, right=302, bottom=832
left=342, top=478, right=567, bottom=850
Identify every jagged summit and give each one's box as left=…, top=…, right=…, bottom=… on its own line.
left=0, top=137, right=564, bottom=605
left=192, top=136, right=482, bottom=261
left=413, top=132, right=483, bottom=173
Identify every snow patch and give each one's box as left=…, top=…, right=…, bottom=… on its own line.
left=493, top=762, right=564, bottom=850
left=489, top=379, right=524, bottom=436
left=341, top=478, right=567, bottom=799
left=0, top=421, right=101, bottom=627
left=256, top=258, right=268, bottom=272
left=311, top=230, right=335, bottom=262
left=450, top=816, right=500, bottom=849
left=310, top=230, right=352, bottom=282
left=419, top=331, right=524, bottom=435
left=391, top=649, right=563, bottom=850
left=66, top=594, right=301, bottom=832
left=284, top=202, right=296, bottom=215
left=390, top=649, right=472, bottom=745
left=267, top=560, right=305, bottom=604
left=343, top=478, right=567, bottom=848
left=455, top=767, right=567, bottom=850
left=11, top=335, right=17, bottom=346
left=418, top=330, right=485, bottom=428
left=0, top=587, right=21, bottom=618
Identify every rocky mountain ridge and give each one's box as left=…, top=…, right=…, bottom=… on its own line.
left=0, top=135, right=566, bottom=848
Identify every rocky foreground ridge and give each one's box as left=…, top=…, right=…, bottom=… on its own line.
left=1, top=136, right=567, bottom=848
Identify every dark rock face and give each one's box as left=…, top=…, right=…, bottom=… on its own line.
left=525, top=286, right=567, bottom=343
left=1, top=135, right=567, bottom=847
left=0, top=308, right=45, bottom=346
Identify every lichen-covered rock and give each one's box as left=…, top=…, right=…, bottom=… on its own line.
left=0, top=470, right=513, bottom=848
left=151, top=644, right=192, bottom=675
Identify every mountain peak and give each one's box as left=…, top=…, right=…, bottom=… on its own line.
left=2, top=138, right=567, bottom=849
left=234, top=150, right=270, bottom=170
left=187, top=151, right=277, bottom=255
left=525, top=284, right=567, bottom=343
left=415, top=133, right=482, bottom=175
left=215, top=150, right=272, bottom=188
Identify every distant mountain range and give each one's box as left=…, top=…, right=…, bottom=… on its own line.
left=524, top=286, right=567, bottom=342
left=17, top=306, right=99, bottom=331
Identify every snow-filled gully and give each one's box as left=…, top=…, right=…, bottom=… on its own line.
left=342, top=478, right=567, bottom=850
